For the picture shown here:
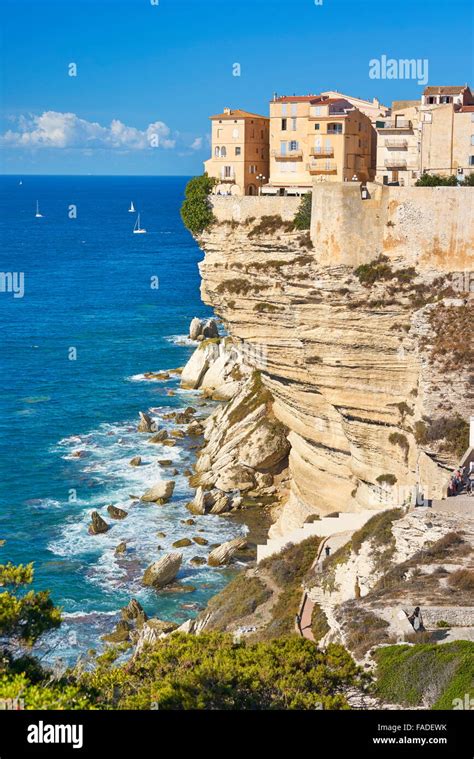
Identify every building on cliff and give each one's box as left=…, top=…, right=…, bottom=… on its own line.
left=262, top=94, right=376, bottom=195
left=376, top=84, right=474, bottom=186
left=203, top=108, right=269, bottom=196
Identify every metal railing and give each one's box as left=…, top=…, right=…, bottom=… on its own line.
left=385, top=139, right=408, bottom=149
left=306, top=161, right=338, bottom=173
left=379, top=119, right=412, bottom=130
left=310, top=146, right=334, bottom=157
left=271, top=149, right=303, bottom=159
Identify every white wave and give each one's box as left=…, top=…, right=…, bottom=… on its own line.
left=164, top=334, right=197, bottom=346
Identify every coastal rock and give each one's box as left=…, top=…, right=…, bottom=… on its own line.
left=172, top=538, right=193, bottom=548
left=147, top=430, right=168, bottom=444
left=239, top=420, right=290, bottom=471
left=115, top=541, right=127, bottom=555
left=140, top=480, right=175, bottom=504
left=137, top=412, right=156, bottom=433
left=180, top=341, right=219, bottom=389
left=129, top=456, right=142, bottom=467
left=190, top=556, right=207, bottom=566
left=189, top=317, right=204, bottom=340
left=209, top=492, right=232, bottom=514
left=214, top=466, right=256, bottom=493
left=192, top=536, right=209, bottom=546
left=142, top=552, right=182, bottom=588
left=133, top=618, right=179, bottom=654
left=107, top=505, right=128, bottom=520
left=202, top=319, right=219, bottom=338
left=121, top=598, right=148, bottom=626
left=88, top=511, right=109, bottom=535
left=102, top=620, right=131, bottom=643
left=208, top=537, right=247, bottom=566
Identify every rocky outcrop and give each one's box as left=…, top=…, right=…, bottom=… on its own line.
left=129, top=456, right=141, bottom=467
left=208, top=537, right=247, bottom=566
left=189, top=316, right=219, bottom=341
left=196, top=214, right=472, bottom=539
left=137, top=412, right=156, bottom=433
left=107, top=505, right=128, bottom=520
left=88, top=511, right=109, bottom=535
left=142, top=552, right=182, bottom=588
left=140, top=480, right=175, bottom=504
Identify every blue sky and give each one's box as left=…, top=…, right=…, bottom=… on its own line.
left=1, top=0, right=473, bottom=175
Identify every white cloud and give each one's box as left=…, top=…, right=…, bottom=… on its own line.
left=190, top=136, right=203, bottom=150
left=1, top=111, right=177, bottom=150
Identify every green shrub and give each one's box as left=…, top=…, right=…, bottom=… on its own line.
left=373, top=641, right=474, bottom=709
left=311, top=604, right=330, bottom=642
left=293, top=193, right=312, bottom=230
left=415, top=173, right=458, bottom=187
left=376, top=473, right=397, bottom=486
left=180, top=174, right=216, bottom=234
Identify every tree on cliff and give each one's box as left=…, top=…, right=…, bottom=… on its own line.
left=292, top=192, right=312, bottom=230
left=180, top=174, right=217, bottom=234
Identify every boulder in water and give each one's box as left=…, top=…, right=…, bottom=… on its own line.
left=208, top=537, right=247, bottom=566
left=129, top=456, right=142, bottom=467
left=140, top=480, right=175, bottom=504
left=88, top=511, right=109, bottom=535
left=137, top=412, right=156, bottom=433
left=142, top=552, right=182, bottom=588
left=107, top=505, right=128, bottom=520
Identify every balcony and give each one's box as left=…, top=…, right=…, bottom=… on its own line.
left=310, top=146, right=334, bottom=157
left=379, top=119, right=413, bottom=130
left=219, top=171, right=236, bottom=182
left=384, top=139, right=408, bottom=149
left=271, top=149, right=303, bottom=160
left=384, top=158, right=407, bottom=168
left=306, top=161, right=338, bottom=174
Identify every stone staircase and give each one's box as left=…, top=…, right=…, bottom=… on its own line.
left=257, top=508, right=389, bottom=563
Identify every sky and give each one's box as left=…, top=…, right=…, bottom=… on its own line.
left=0, top=0, right=473, bottom=175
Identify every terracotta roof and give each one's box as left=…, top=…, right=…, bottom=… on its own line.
left=459, top=105, right=474, bottom=112
left=423, top=85, right=468, bottom=96
left=271, top=95, right=321, bottom=103
left=210, top=109, right=268, bottom=120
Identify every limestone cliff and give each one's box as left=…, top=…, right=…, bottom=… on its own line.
left=195, top=191, right=473, bottom=539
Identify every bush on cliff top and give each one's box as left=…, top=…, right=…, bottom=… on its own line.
left=373, top=641, right=474, bottom=709
left=180, top=174, right=216, bottom=235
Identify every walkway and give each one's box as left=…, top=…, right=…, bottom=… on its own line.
left=296, top=530, right=353, bottom=641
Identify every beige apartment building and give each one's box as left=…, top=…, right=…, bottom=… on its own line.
left=263, top=94, right=376, bottom=194
left=204, top=108, right=269, bottom=195
left=376, top=85, right=474, bottom=185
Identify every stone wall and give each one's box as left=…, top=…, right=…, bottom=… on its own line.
left=310, top=182, right=474, bottom=271
left=419, top=607, right=474, bottom=627
left=210, top=195, right=300, bottom=224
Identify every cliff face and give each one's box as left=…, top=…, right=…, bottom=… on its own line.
left=196, top=193, right=472, bottom=539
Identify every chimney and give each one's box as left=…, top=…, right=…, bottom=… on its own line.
left=223, top=107, right=231, bottom=115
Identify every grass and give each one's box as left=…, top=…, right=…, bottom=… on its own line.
left=388, top=432, right=409, bottom=460
left=340, top=604, right=395, bottom=658
left=202, top=574, right=272, bottom=632
left=351, top=508, right=403, bottom=555
left=257, top=536, right=322, bottom=639
left=427, top=303, right=474, bottom=373
left=373, top=641, right=474, bottom=709
left=311, top=604, right=330, bottom=643
left=448, top=569, right=474, bottom=591
left=227, top=371, right=272, bottom=427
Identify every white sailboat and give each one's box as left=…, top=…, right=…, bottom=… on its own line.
left=133, top=213, right=147, bottom=234
left=128, top=201, right=135, bottom=213
left=35, top=201, right=44, bottom=218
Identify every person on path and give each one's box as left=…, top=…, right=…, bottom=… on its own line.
left=408, top=606, right=425, bottom=632
left=325, top=545, right=331, bottom=557
left=295, top=613, right=302, bottom=634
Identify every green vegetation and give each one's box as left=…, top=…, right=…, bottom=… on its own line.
left=247, top=215, right=294, bottom=237
left=258, top=536, right=322, bottom=639
left=202, top=575, right=272, bottom=631
left=216, top=278, right=254, bottom=296
left=253, top=302, right=281, bottom=313
left=227, top=370, right=272, bottom=426
left=351, top=508, right=403, bottom=556
left=415, top=174, right=458, bottom=187
left=414, top=414, right=469, bottom=459
left=311, top=603, right=330, bottom=643
left=180, top=174, right=216, bottom=234
left=373, top=641, right=474, bottom=709
left=341, top=604, right=394, bottom=658
left=448, top=569, right=474, bottom=591
left=388, top=432, right=409, bottom=460
left=355, top=255, right=394, bottom=285
left=292, top=192, right=312, bottom=230
left=0, top=560, right=61, bottom=648
left=426, top=302, right=474, bottom=374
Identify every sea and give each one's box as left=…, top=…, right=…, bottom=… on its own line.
left=0, top=175, right=244, bottom=663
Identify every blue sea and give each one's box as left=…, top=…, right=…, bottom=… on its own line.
left=0, top=176, right=243, bottom=662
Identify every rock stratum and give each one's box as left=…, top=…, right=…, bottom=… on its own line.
left=195, top=199, right=473, bottom=540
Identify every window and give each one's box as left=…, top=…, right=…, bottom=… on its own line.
left=291, top=103, right=297, bottom=116
left=291, top=118, right=297, bottom=131
left=217, top=128, right=223, bottom=138
left=314, top=123, right=320, bottom=130
left=440, top=96, right=452, bottom=104
left=424, top=113, right=432, bottom=123
left=232, top=128, right=239, bottom=139
left=327, top=123, right=343, bottom=134
left=311, top=106, right=321, bottom=116
left=214, top=146, right=220, bottom=157
left=469, top=156, right=474, bottom=166
left=358, top=139, right=361, bottom=148
left=235, top=147, right=241, bottom=156
left=221, top=146, right=227, bottom=157
left=224, top=166, right=232, bottom=178
left=289, top=140, right=299, bottom=151
left=471, top=136, right=474, bottom=146
left=261, top=130, right=264, bottom=139
left=427, top=96, right=436, bottom=104
left=249, top=165, right=257, bottom=174
left=281, top=118, right=287, bottom=131
left=282, top=104, right=287, bottom=116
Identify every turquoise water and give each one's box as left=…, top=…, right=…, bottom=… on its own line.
left=0, top=176, right=242, bottom=660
